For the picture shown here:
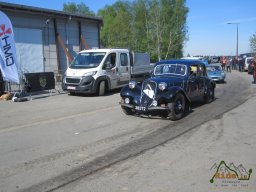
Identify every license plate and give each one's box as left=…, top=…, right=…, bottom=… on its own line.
left=67, top=86, right=76, bottom=90
left=135, top=106, right=146, bottom=111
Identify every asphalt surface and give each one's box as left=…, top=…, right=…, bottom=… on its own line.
left=0, top=70, right=255, bottom=192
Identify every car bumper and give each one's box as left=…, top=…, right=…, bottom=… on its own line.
left=210, top=77, right=225, bottom=82
left=62, top=76, right=96, bottom=94
left=120, top=103, right=169, bottom=113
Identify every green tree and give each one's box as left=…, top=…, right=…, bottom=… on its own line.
left=99, top=0, right=188, bottom=61
left=132, top=0, right=150, bottom=52
left=63, top=2, right=95, bottom=16
left=250, top=33, right=256, bottom=52
left=98, top=1, right=133, bottom=48
left=147, top=0, right=188, bottom=61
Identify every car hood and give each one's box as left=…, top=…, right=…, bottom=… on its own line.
left=145, top=76, right=185, bottom=87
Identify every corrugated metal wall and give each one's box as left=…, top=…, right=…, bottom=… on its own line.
left=2, top=9, right=101, bottom=76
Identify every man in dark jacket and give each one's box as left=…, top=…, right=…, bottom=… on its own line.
left=238, top=57, right=244, bottom=72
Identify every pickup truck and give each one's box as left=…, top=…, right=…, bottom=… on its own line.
left=62, top=48, right=154, bottom=96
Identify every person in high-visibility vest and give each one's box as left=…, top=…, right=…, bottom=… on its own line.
left=221, top=56, right=227, bottom=71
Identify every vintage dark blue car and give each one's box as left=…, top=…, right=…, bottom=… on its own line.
left=119, top=59, right=216, bottom=120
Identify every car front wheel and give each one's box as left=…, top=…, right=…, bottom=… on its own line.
left=97, top=81, right=106, bottom=96
left=168, top=93, right=186, bottom=121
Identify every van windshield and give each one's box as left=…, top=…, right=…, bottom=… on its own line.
left=70, top=52, right=106, bottom=69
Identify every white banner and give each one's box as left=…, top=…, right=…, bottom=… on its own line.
left=0, top=11, right=20, bottom=84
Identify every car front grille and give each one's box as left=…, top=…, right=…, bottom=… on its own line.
left=65, top=77, right=81, bottom=84
left=140, top=81, right=157, bottom=107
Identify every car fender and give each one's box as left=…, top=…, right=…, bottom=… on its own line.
left=120, top=85, right=141, bottom=98
left=164, top=86, right=191, bottom=104
left=94, top=76, right=111, bottom=92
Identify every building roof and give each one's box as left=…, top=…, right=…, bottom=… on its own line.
left=0, top=2, right=103, bottom=24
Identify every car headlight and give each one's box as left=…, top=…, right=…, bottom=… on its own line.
left=124, top=98, right=130, bottom=104
left=159, top=82, right=167, bottom=91
left=129, top=81, right=137, bottom=89
left=82, top=71, right=97, bottom=77
left=221, top=72, right=225, bottom=77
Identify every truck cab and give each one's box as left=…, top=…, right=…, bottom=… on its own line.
left=62, top=48, right=149, bottom=96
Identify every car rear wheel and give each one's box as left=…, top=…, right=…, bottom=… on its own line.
left=168, top=93, right=186, bottom=121
left=121, top=106, right=135, bottom=115
left=204, top=85, right=214, bottom=103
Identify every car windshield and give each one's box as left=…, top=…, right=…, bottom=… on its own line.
left=154, top=64, right=187, bottom=76
left=70, top=52, right=106, bottom=69
left=206, top=66, right=222, bottom=71
left=247, top=58, right=253, bottom=64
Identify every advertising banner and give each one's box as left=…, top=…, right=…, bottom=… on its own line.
left=0, top=11, right=19, bottom=84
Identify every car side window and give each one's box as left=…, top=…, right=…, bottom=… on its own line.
left=120, top=53, right=128, bottom=66
left=103, top=53, right=116, bottom=69
left=197, top=64, right=204, bottom=76
left=189, top=65, right=198, bottom=77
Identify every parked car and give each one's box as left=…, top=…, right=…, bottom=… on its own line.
left=206, top=63, right=225, bottom=83
left=119, top=59, right=216, bottom=120
left=244, top=57, right=253, bottom=72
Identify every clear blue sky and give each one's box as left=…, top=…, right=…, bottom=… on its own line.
left=2, top=0, right=256, bottom=56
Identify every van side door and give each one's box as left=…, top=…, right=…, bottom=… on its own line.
left=102, top=52, right=119, bottom=89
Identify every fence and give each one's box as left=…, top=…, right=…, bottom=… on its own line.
left=3, top=71, right=64, bottom=97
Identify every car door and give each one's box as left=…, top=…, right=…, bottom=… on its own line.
left=117, top=52, right=130, bottom=86
left=102, top=52, right=119, bottom=88
left=197, top=64, right=206, bottom=99
left=187, top=64, right=199, bottom=102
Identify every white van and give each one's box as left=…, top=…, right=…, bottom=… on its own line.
left=62, top=48, right=153, bottom=96
left=244, top=57, right=253, bottom=71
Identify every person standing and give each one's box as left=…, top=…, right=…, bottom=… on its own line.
left=238, top=57, right=244, bottom=72
left=0, top=69, right=5, bottom=95
left=252, top=57, right=256, bottom=84
left=226, top=58, right=231, bottom=72
left=221, top=56, right=227, bottom=70
left=231, top=57, right=235, bottom=70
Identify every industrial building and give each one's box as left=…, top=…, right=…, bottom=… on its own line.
left=0, top=2, right=103, bottom=79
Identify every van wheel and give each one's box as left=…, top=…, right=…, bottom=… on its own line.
left=168, top=93, right=186, bottom=121
left=98, top=81, right=105, bottom=96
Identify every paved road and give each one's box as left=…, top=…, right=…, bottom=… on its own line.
left=0, top=71, right=254, bottom=192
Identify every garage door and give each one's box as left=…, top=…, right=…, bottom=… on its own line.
left=14, top=28, right=44, bottom=73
